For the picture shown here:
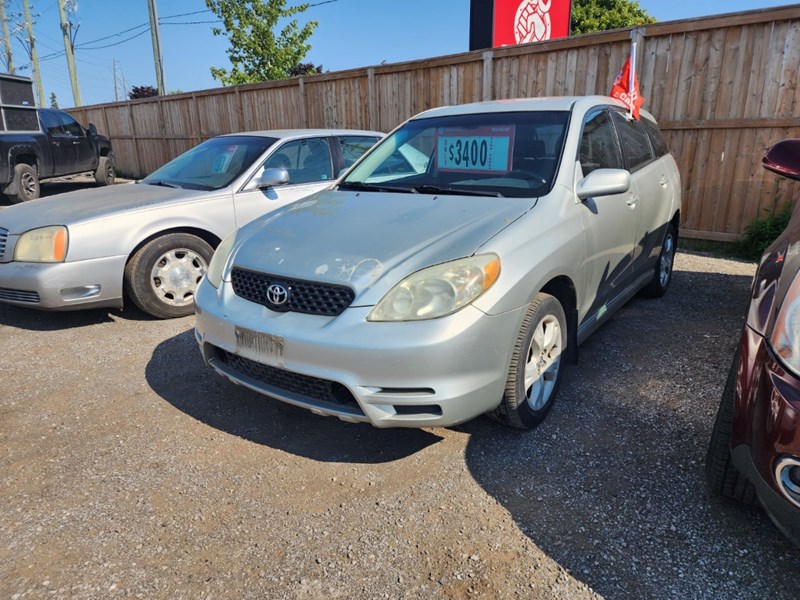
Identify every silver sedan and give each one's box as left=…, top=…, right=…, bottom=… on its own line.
left=0, top=129, right=381, bottom=318
left=195, top=96, right=682, bottom=429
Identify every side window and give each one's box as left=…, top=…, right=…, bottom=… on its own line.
left=39, top=110, right=65, bottom=136
left=264, top=137, right=333, bottom=184
left=57, top=111, right=84, bottom=136
left=612, top=111, right=654, bottom=171
left=579, top=110, right=624, bottom=176
left=643, top=118, right=669, bottom=157
left=339, top=136, right=379, bottom=168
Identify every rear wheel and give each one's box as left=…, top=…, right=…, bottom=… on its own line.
left=641, top=224, right=676, bottom=298
left=5, top=163, right=39, bottom=203
left=491, top=293, right=566, bottom=429
left=94, top=155, right=115, bottom=186
left=124, top=233, right=213, bottom=319
left=705, top=349, right=757, bottom=504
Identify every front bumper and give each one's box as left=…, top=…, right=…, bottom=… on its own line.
left=194, top=276, right=526, bottom=428
left=0, top=255, right=127, bottom=310
left=731, top=329, right=800, bottom=547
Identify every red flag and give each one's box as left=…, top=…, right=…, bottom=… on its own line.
left=610, top=56, right=644, bottom=120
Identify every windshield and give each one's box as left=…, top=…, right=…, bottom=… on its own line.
left=341, top=111, right=569, bottom=198
left=142, top=135, right=277, bottom=191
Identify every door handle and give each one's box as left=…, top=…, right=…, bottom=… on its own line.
left=660, top=176, right=668, bottom=188
left=72, top=140, right=81, bottom=145
left=626, top=195, right=639, bottom=207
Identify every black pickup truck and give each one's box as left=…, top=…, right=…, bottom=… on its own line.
left=0, top=74, right=115, bottom=203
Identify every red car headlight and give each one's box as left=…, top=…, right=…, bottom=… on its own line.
left=770, top=272, right=800, bottom=378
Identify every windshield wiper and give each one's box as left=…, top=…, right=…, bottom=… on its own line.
left=145, top=180, right=182, bottom=189
left=338, top=181, right=415, bottom=193
left=411, top=184, right=504, bottom=198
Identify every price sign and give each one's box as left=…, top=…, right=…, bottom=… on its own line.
left=436, top=126, right=515, bottom=174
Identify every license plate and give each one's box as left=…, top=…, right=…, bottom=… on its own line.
left=234, top=326, right=285, bottom=368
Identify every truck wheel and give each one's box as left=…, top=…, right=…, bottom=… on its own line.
left=5, top=163, right=39, bottom=203
left=124, top=233, right=214, bottom=319
left=94, top=156, right=115, bottom=186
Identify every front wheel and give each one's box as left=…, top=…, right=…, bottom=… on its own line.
left=124, top=233, right=214, bottom=319
left=4, top=163, right=40, bottom=203
left=490, top=293, right=567, bottom=429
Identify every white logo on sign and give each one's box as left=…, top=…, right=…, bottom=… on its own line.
left=515, top=0, right=552, bottom=44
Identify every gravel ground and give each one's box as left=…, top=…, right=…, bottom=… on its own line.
left=0, top=251, right=797, bottom=599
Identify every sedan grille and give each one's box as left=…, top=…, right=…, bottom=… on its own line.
left=0, top=228, right=7, bottom=260
left=215, top=347, right=364, bottom=416
left=0, top=287, right=40, bottom=303
left=231, top=268, right=355, bottom=316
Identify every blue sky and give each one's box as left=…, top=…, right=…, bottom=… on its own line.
left=6, top=0, right=796, bottom=108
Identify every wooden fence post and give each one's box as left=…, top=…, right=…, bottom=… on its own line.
left=482, top=50, right=494, bottom=102
left=368, top=67, right=377, bottom=131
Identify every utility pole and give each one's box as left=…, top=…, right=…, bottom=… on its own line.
left=147, top=0, right=165, bottom=95
left=112, top=59, right=118, bottom=102
left=0, top=1, right=14, bottom=74
left=57, top=0, right=81, bottom=106
left=21, top=0, right=43, bottom=106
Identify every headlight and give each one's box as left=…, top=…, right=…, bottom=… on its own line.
left=367, top=254, right=500, bottom=322
left=206, top=232, right=237, bottom=289
left=14, top=226, right=68, bottom=262
left=771, top=272, right=800, bottom=377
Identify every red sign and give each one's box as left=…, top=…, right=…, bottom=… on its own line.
left=493, top=0, right=571, bottom=47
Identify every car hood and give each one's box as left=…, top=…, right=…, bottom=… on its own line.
left=230, top=189, right=533, bottom=304
left=0, top=183, right=212, bottom=233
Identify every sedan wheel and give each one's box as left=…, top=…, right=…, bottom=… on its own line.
left=491, top=292, right=567, bottom=429
left=124, top=233, right=214, bottom=319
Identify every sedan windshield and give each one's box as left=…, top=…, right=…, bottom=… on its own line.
left=142, top=135, right=277, bottom=191
left=341, top=111, right=569, bottom=198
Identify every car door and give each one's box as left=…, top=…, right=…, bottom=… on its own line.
left=38, top=109, right=69, bottom=176
left=335, top=135, right=382, bottom=173
left=576, top=108, right=639, bottom=319
left=232, top=136, right=336, bottom=227
left=612, top=111, right=678, bottom=280
left=58, top=111, right=96, bottom=173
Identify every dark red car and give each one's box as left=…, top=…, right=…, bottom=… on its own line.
left=707, top=138, right=800, bottom=546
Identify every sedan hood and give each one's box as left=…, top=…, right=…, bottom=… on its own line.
left=0, top=183, right=210, bottom=233
left=230, top=190, right=533, bottom=303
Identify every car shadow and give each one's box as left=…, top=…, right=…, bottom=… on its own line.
left=0, top=302, right=155, bottom=331
left=145, top=328, right=443, bottom=463
left=463, top=262, right=800, bottom=598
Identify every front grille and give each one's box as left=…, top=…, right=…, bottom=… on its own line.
left=0, top=228, right=8, bottom=260
left=231, top=268, right=354, bottom=316
left=0, top=287, right=40, bottom=303
left=216, top=348, right=364, bottom=416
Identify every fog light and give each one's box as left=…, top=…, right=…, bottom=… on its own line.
left=775, top=456, right=800, bottom=508
left=60, top=285, right=101, bottom=301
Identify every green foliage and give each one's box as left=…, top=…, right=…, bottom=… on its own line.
left=734, top=202, right=794, bottom=261
left=129, top=85, right=158, bottom=100
left=571, top=0, right=656, bottom=35
left=206, top=0, right=318, bottom=85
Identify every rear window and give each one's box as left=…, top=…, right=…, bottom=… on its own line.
left=643, top=118, right=669, bottom=157
left=612, top=111, right=654, bottom=171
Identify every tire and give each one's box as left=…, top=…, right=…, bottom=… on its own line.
left=491, top=293, right=567, bottom=429
left=5, top=163, right=40, bottom=203
left=94, top=155, right=115, bottom=186
left=705, top=348, right=757, bottom=504
left=124, top=233, right=214, bottom=319
left=641, top=224, right=676, bottom=298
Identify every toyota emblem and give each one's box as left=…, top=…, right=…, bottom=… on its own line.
left=266, top=283, right=289, bottom=306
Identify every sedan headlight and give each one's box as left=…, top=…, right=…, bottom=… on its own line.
left=14, top=226, right=68, bottom=262
left=771, top=272, right=800, bottom=377
left=367, top=254, right=500, bottom=322
left=206, top=232, right=237, bottom=288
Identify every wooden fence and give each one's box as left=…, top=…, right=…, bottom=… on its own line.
left=68, top=5, right=800, bottom=242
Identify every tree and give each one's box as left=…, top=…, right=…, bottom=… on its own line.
left=288, top=62, right=323, bottom=77
left=205, top=0, right=318, bottom=85
left=570, top=0, right=655, bottom=35
left=49, top=91, right=58, bottom=108
left=128, top=85, right=158, bottom=100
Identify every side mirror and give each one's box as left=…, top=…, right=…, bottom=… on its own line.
left=576, top=168, right=631, bottom=200
left=763, top=139, right=800, bottom=181
left=249, top=167, right=289, bottom=190
left=87, top=123, right=97, bottom=136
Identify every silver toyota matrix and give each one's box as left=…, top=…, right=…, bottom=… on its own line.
left=194, top=96, right=681, bottom=429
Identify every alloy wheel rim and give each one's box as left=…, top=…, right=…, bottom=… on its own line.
left=149, top=248, right=208, bottom=307
left=21, top=172, right=36, bottom=197
left=524, top=314, right=562, bottom=411
left=659, top=234, right=674, bottom=286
